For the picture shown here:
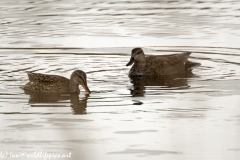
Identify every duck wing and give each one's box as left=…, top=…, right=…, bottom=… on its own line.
left=147, top=52, right=191, bottom=68
left=27, top=72, right=69, bottom=83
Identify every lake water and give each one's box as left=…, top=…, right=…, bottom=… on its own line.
left=0, top=0, right=240, bottom=160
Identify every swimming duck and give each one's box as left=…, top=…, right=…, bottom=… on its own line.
left=126, top=48, right=201, bottom=76
left=22, top=70, right=91, bottom=93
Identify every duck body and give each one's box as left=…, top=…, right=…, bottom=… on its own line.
left=22, top=70, right=90, bottom=94
left=23, top=73, right=71, bottom=93
left=126, top=48, right=201, bottom=76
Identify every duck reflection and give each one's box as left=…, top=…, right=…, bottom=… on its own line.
left=70, top=93, right=88, bottom=114
left=24, top=90, right=89, bottom=114
left=129, top=74, right=191, bottom=97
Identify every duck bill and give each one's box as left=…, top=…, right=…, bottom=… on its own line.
left=126, top=57, right=134, bottom=66
left=82, top=84, right=91, bottom=93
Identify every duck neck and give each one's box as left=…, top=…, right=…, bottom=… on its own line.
left=69, top=80, right=80, bottom=93
left=135, top=54, right=146, bottom=66
left=135, top=59, right=146, bottom=66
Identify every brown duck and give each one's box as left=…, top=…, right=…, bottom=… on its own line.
left=126, top=48, right=201, bottom=76
left=22, top=70, right=91, bottom=93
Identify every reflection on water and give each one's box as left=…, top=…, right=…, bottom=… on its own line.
left=70, top=94, right=88, bottom=115
left=24, top=90, right=89, bottom=114
left=129, top=74, right=189, bottom=97
left=0, top=47, right=240, bottom=160
left=1, top=0, right=240, bottom=159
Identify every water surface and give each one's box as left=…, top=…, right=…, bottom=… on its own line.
left=1, top=0, right=240, bottom=160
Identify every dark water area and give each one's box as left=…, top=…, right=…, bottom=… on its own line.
left=0, top=0, right=240, bottom=160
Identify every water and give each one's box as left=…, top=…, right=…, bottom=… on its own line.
left=1, top=0, right=240, bottom=160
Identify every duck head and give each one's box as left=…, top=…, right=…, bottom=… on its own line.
left=70, top=70, right=91, bottom=93
left=126, top=48, right=146, bottom=66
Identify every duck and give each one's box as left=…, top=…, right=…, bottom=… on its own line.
left=126, top=48, right=201, bottom=76
left=21, top=70, right=91, bottom=93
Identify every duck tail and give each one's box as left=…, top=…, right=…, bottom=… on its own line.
left=184, top=52, right=191, bottom=56
left=185, top=61, right=201, bottom=72
left=180, top=52, right=192, bottom=63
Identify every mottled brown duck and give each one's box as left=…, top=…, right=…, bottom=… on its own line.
left=126, top=48, right=201, bottom=76
left=22, top=70, right=91, bottom=93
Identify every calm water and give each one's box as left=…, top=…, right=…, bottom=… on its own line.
left=1, top=0, right=240, bottom=160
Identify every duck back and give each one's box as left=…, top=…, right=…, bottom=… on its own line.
left=22, top=72, right=70, bottom=93
left=129, top=52, right=191, bottom=76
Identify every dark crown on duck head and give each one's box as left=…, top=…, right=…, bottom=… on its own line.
left=74, top=70, right=86, bottom=82
left=131, top=48, right=144, bottom=56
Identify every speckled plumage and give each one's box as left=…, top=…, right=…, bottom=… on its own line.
left=22, top=70, right=90, bottom=93
left=126, top=48, right=201, bottom=76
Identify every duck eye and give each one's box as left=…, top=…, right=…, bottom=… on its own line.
left=133, top=49, right=142, bottom=55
